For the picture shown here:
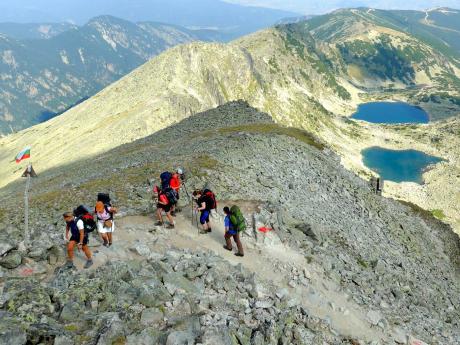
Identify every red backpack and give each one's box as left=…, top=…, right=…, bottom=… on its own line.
left=203, top=189, right=217, bottom=210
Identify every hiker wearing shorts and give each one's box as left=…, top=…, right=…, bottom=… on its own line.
left=223, top=207, right=244, bottom=257
left=154, top=185, right=175, bottom=229
left=193, top=190, right=212, bottom=234
left=63, top=212, right=93, bottom=269
left=95, top=201, right=117, bottom=247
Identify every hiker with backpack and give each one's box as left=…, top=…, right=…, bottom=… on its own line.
left=153, top=185, right=175, bottom=229
left=160, top=171, right=179, bottom=216
left=223, top=206, right=245, bottom=257
left=193, top=189, right=216, bottom=234
left=95, top=201, right=117, bottom=247
left=63, top=210, right=94, bottom=269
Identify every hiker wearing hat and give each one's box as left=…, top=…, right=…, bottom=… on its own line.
left=63, top=212, right=93, bottom=268
left=222, top=206, right=244, bottom=257
left=95, top=201, right=117, bottom=247
left=153, top=185, right=175, bottom=228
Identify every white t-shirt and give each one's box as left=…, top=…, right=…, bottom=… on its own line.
left=76, top=219, right=84, bottom=230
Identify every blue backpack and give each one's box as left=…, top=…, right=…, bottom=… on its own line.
left=160, top=171, right=172, bottom=190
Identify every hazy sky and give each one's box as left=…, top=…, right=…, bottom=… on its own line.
left=225, top=0, right=460, bottom=13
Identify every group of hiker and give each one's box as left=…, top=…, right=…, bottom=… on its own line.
left=62, top=193, right=117, bottom=269
left=63, top=168, right=245, bottom=269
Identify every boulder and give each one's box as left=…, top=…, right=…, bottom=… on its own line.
left=141, top=308, right=164, bottom=326
left=201, top=327, right=233, bottom=345
left=0, top=240, right=15, bottom=256
left=0, top=251, right=22, bottom=269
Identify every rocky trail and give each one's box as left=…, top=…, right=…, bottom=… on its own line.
left=1, top=103, right=459, bottom=344
left=67, top=204, right=397, bottom=343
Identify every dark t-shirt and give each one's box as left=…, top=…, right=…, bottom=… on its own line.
left=197, top=196, right=211, bottom=211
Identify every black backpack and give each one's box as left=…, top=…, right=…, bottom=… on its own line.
left=164, top=187, right=178, bottom=205
left=73, top=205, right=96, bottom=233
left=97, top=193, right=111, bottom=206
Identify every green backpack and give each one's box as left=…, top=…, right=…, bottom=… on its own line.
left=229, top=205, right=246, bottom=232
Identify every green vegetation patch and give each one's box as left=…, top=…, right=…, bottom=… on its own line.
left=431, top=209, right=446, bottom=220
left=218, top=123, right=325, bottom=150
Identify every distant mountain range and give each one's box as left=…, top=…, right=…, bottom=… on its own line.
left=0, top=16, right=241, bottom=134
left=0, top=0, right=297, bottom=36
left=226, top=0, right=460, bottom=13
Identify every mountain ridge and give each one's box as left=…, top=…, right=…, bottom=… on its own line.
left=0, top=8, right=459, bottom=232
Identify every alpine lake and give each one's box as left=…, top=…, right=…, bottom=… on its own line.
left=353, top=102, right=442, bottom=184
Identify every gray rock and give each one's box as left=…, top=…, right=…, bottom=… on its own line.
left=0, top=241, right=15, bottom=256
left=366, top=310, right=383, bottom=326
left=126, top=327, right=162, bottom=345
left=0, top=331, right=27, bottom=345
left=163, top=272, right=200, bottom=295
left=166, top=331, right=196, bottom=345
left=141, top=307, right=164, bottom=325
left=0, top=251, right=22, bottom=269
left=54, top=336, right=74, bottom=345
left=130, top=242, right=151, bottom=257
left=201, top=327, right=233, bottom=345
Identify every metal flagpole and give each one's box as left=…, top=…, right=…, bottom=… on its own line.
left=21, top=163, right=37, bottom=248
left=24, top=168, right=31, bottom=246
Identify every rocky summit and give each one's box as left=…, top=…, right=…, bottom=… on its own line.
left=0, top=102, right=459, bottom=345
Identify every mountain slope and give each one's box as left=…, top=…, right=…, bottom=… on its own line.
left=0, top=16, right=206, bottom=134
left=0, top=9, right=459, bottom=230
left=0, top=102, right=459, bottom=344
left=0, top=22, right=77, bottom=39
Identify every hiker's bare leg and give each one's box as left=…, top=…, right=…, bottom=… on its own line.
left=225, top=234, right=233, bottom=250
left=107, top=232, right=113, bottom=244
left=156, top=208, right=163, bottom=222
left=82, top=245, right=92, bottom=260
left=101, top=233, right=109, bottom=243
left=67, top=241, right=76, bottom=261
left=235, top=234, right=244, bottom=255
left=166, top=212, right=174, bottom=225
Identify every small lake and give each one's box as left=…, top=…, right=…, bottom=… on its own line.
left=352, top=102, right=429, bottom=124
left=362, top=147, right=442, bottom=184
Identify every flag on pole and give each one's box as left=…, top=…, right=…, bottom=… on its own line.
left=15, top=146, right=31, bottom=163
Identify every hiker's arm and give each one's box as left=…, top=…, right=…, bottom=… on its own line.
left=79, top=229, right=84, bottom=245
left=197, top=201, right=206, bottom=211
left=65, top=225, right=70, bottom=240
left=110, top=207, right=117, bottom=214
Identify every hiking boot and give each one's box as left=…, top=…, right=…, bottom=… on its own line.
left=65, top=260, right=75, bottom=269
left=108, top=242, right=113, bottom=247
left=155, top=221, right=163, bottom=226
left=223, top=245, right=232, bottom=251
left=207, top=228, right=212, bottom=233
left=200, top=230, right=209, bottom=235
left=235, top=253, right=244, bottom=257
left=84, top=259, right=94, bottom=269
left=103, top=241, right=109, bottom=247
left=166, top=224, right=175, bottom=229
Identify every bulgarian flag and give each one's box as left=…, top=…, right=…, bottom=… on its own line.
left=15, top=146, right=31, bottom=163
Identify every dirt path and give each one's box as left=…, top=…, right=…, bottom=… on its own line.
left=70, top=207, right=390, bottom=343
